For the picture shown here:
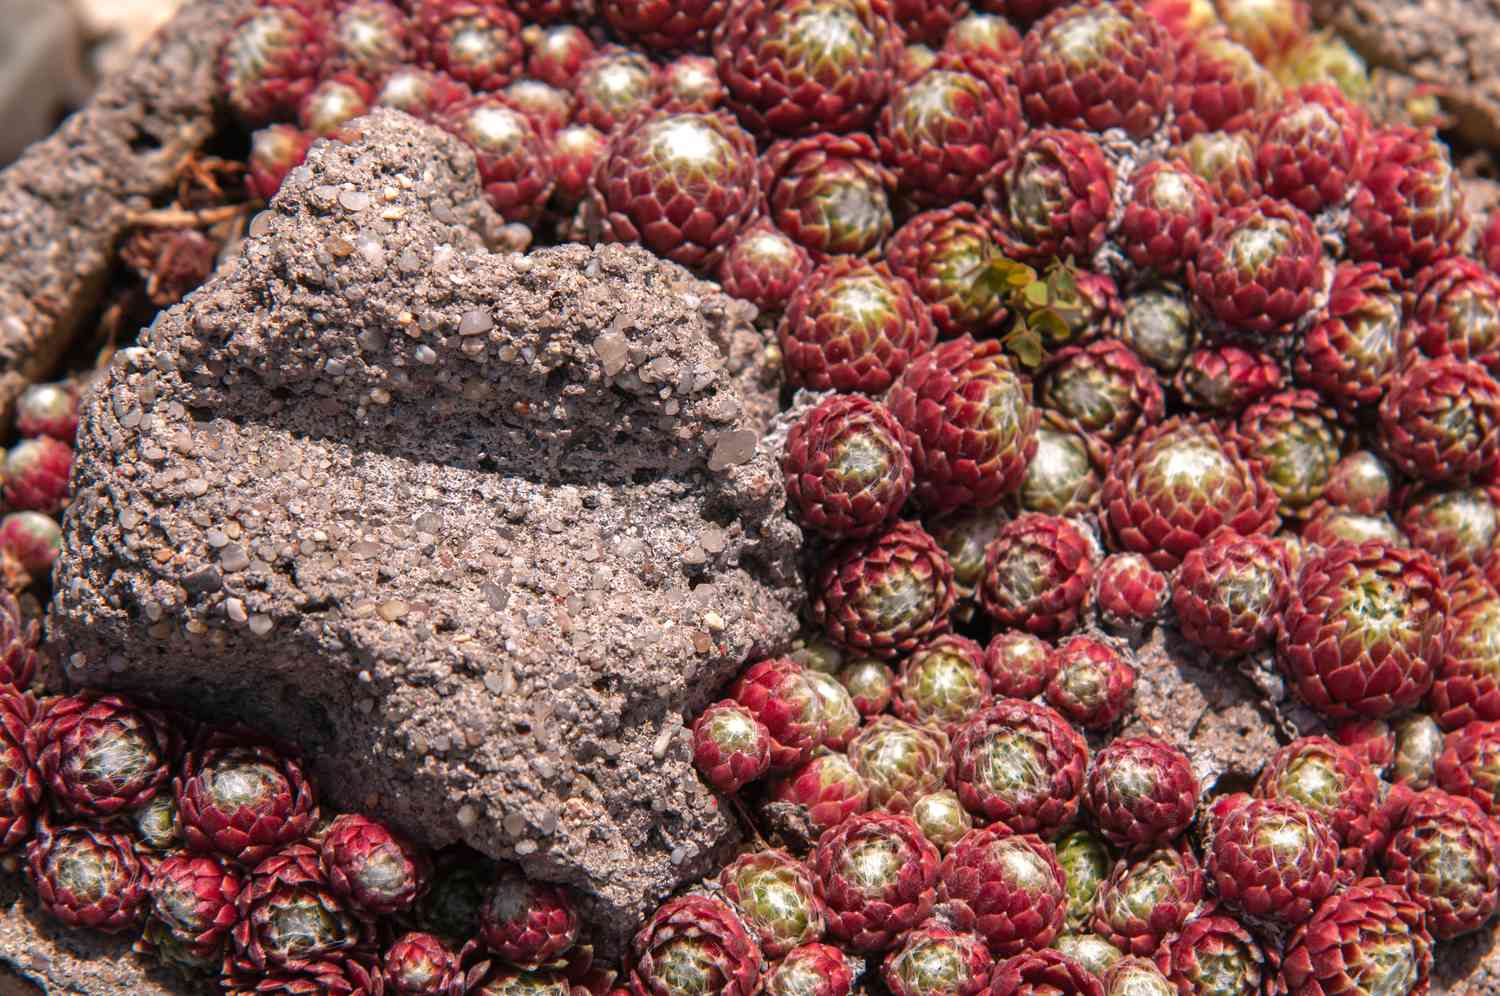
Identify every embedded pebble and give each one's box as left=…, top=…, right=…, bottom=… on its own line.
left=459, top=309, right=493, bottom=336
left=219, top=544, right=251, bottom=573
left=338, top=189, right=371, bottom=211
left=594, top=332, right=629, bottom=376
left=708, top=430, right=758, bottom=471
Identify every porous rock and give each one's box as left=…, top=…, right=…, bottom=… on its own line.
left=48, top=109, right=804, bottom=954
left=0, top=0, right=252, bottom=430
left=1310, top=0, right=1500, bottom=149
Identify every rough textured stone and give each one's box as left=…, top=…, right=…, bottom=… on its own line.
left=1117, top=626, right=1301, bottom=794
left=0, top=0, right=250, bottom=431
left=0, top=871, right=203, bottom=996
left=48, top=110, right=804, bottom=955
left=1310, top=0, right=1500, bottom=149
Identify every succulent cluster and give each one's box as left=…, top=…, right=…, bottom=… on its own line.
left=9, top=0, right=1500, bottom=993
left=1, top=644, right=598, bottom=995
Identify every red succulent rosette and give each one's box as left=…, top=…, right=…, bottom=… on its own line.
left=877, top=53, right=1023, bottom=208
left=411, top=0, right=524, bottom=93
left=14, top=381, right=79, bottom=445
left=1091, top=845, right=1205, bottom=954
left=1280, top=878, right=1433, bottom=996
left=1014, top=0, right=1174, bottom=138
left=1156, top=902, right=1277, bottom=995
left=1203, top=797, right=1339, bottom=927
left=990, top=128, right=1115, bottom=264
left=886, top=336, right=1040, bottom=516
left=711, top=0, right=904, bottom=138
left=1255, top=83, right=1372, bottom=214
left=882, top=924, right=993, bottom=996
left=1398, top=255, right=1500, bottom=372
left=1378, top=357, right=1500, bottom=485
left=478, top=863, right=579, bottom=967
left=980, top=513, right=1096, bottom=637
left=884, top=204, right=1012, bottom=338
left=782, top=394, right=914, bottom=541
left=1190, top=196, right=1326, bottom=337
left=761, top=132, right=895, bottom=260
left=1038, top=339, right=1166, bottom=445
left=779, top=257, right=938, bottom=395
left=1085, top=738, right=1199, bottom=853
left=1172, top=529, right=1292, bottom=660
left=230, top=843, right=374, bottom=974
left=0, top=688, right=40, bottom=853
left=1277, top=540, right=1446, bottom=720
left=846, top=716, right=948, bottom=813
left=988, top=949, right=1104, bottom=996
left=0, top=597, right=35, bottom=688
left=692, top=699, right=772, bottom=793
left=764, top=942, right=855, bottom=996
left=1254, top=736, right=1393, bottom=880
left=628, top=894, right=761, bottom=995
left=26, top=820, right=149, bottom=933
left=1093, top=553, right=1167, bottom=634
left=948, top=699, right=1088, bottom=836
left=1175, top=344, right=1285, bottom=415
left=590, top=108, right=761, bottom=272
left=1101, top=417, right=1280, bottom=571
left=982, top=631, right=1055, bottom=700
left=768, top=752, right=871, bottom=833
left=1292, top=261, right=1404, bottom=420
left=813, top=811, right=940, bottom=953
left=938, top=826, right=1067, bottom=956
left=176, top=730, right=318, bottom=866
left=2, top=436, right=72, bottom=515
left=1428, top=569, right=1500, bottom=730
left=716, top=220, right=813, bottom=315
left=1346, top=125, right=1467, bottom=272
left=731, top=658, right=826, bottom=771
left=1382, top=790, right=1500, bottom=939
left=1436, top=719, right=1500, bottom=816
left=219, top=3, right=329, bottom=126
left=1043, top=635, right=1136, bottom=731
left=321, top=813, right=431, bottom=918
left=148, top=852, right=244, bottom=957
left=36, top=691, right=179, bottom=819
left=247, top=124, right=315, bottom=201
left=812, top=521, right=957, bottom=659
left=384, top=931, right=462, bottom=995
left=602, top=0, right=728, bottom=52
left=1169, top=32, right=1274, bottom=139
left=440, top=96, right=554, bottom=223
left=1119, top=160, right=1218, bottom=280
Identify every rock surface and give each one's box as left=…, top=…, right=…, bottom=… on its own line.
left=0, top=0, right=250, bottom=430
left=1310, top=0, right=1500, bottom=149
left=48, top=109, right=804, bottom=957
left=0, top=870, right=203, bottom=996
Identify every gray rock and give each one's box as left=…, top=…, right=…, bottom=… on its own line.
left=49, top=109, right=804, bottom=954
left=0, top=0, right=252, bottom=430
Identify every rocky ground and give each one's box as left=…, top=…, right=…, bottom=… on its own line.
left=3, top=0, right=1500, bottom=993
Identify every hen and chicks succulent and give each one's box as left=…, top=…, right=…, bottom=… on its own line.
left=9, top=0, right=1500, bottom=993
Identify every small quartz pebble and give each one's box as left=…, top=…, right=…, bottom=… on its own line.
left=219, top=544, right=251, bottom=572
left=338, top=189, right=371, bottom=211
left=459, top=309, right=493, bottom=336
left=708, top=430, right=757, bottom=471
left=594, top=332, right=629, bottom=376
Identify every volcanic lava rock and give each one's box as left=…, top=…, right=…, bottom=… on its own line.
left=0, top=0, right=253, bottom=430
left=49, top=109, right=804, bottom=952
